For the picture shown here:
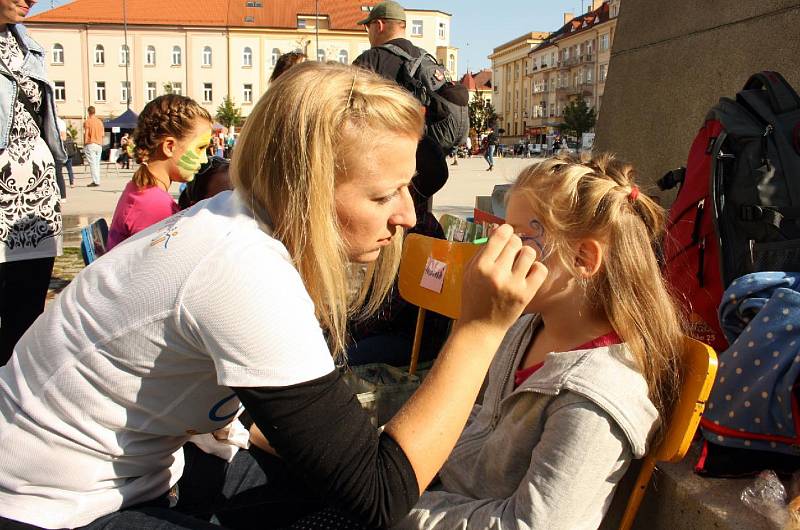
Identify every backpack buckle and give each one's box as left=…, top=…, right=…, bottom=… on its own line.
left=740, top=205, right=763, bottom=221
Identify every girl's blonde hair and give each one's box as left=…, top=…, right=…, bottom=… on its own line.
left=231, top=62, right=424, bottom=359
left=511, top=153, right=684, bottom=421
left=131, top=94, right=212, bottom=188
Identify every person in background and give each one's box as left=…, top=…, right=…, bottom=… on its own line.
left=0, top=0, right=65, bottom=366
left=0, top=62, right=546, bottom=530
left=484, top=126, right=497, bottom=171
left=83, top=105, right=103, bottom=187
left=213, top=133, right=224, bottom=159
left=106, top=94, right=212, bottom=251
left=395, top=154, right=683, bottom=530
left=270, top=51, right=306, bottom=83
left=117, top=132, right=130, bottom=169
left=178, top=155, right=232, bottom=210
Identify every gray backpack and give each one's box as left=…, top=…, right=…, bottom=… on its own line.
left=379, top=43, right=469, bottom=153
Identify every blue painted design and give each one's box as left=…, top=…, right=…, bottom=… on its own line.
left=208, top=393, right=242, bottom=422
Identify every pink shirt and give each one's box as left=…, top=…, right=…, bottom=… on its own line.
left=107, top=181, right=179, bottom=250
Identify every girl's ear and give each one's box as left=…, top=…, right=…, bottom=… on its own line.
left=574, top=239, right=604, bottom=278
left=161, top=137, right=178, bottom=158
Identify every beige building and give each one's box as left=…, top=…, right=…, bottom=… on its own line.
left=488, top=32, right=549, bottom=142
left=526, top=0, right=620, bottom=145
left=26, top=0, right=457, bottom=136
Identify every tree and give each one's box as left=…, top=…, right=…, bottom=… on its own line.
left=66, top=122, right=78, bottom=142
left=215, top=96, right=243, bottom=129
left=560, top=96, right=596, bottom=147
left=163, top=82, right=174, bottom=95
left=468, top=92, right=498, bottom=137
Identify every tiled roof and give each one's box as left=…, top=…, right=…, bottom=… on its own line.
left=460, top=71, right=477, bottom=91
left=27, top=0, right=381, bottom=30
left=472, top=68, right=492, bottom=90
left=531, top=1, right=610, bottom=52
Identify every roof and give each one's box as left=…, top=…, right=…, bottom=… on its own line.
left=27, top=0, right=393, bottom=30
left=491, top=32, right=550, bottom=55
left=472, top=69, right=492, bottom=90
left=531, top=1, right=611, bottom=53
left=460, top=71, right=477, bottom=91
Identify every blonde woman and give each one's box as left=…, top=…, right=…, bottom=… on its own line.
left=0, top=62, right=547, bottom=529
left=396, top=154, right=683, bottom=530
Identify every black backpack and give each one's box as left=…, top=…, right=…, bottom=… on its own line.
left=379, top=43, right=469, bottom=153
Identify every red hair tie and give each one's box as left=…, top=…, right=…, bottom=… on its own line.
left=628, top=186, right=640, bottom=202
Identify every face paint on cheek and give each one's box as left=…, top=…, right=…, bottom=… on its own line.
left=176, top=132, right=212, bottom=181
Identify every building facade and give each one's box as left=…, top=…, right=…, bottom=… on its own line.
left=526, top=0, right=619, bottom=145
left=27, top=0, right=456, bottom=135
left=488, top=32, right=549, bottom=142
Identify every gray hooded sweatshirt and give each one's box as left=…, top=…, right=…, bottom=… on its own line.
left=394, top=314, right=659, bottom=530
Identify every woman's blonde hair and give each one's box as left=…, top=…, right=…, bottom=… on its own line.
left=511, top=153, right=684, bottom=421
left=231, top=62, right=424, bottom=359
left=131, top=94, right=212, bottom=188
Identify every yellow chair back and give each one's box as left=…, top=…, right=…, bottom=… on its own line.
left=397, top=234, right=480, bottom=373
left=618, top=336, right=718, bottom=530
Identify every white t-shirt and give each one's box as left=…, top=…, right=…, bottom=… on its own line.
left=0, top=191, right=336, bottom=528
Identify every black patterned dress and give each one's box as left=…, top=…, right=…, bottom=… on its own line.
left=0, top=28, right=62, bottom=263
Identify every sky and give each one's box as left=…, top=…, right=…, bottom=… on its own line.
left=30, top=0, right=585, bottom=76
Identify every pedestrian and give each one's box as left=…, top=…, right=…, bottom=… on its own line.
left=106, top=94, right=211, bottom=251
left=552, top=135, right=563, bottom=155
left=83, top=105, right=103, bottom=187
left=0, top=0, right=66, bottom=366
left=0, top=61, right=546, bottom=530
left=214, top=133, right=224, bottom=158
left=117, top=132, right=130, bottom=169
left=395, top=154, right=683, bottom=529
left=465, top=134, right=472, bottom=157
left=484, top=126, right=498, bottom=171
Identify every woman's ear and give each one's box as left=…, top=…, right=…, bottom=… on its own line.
left=574, top=239, right=604, bottom=278
left=160, top=137, right=178, bottom=158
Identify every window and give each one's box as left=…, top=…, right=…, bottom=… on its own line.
left=438, top=22, right=446, bottom=39
left=94, top=45, right=105, bottom=65
left=611, top=2, right=619, bottom=17
left=202, top=46, right=212, bottom=67
left=549, top=103, right=555, bottom=117
left=52, top=43, right=64, bottom=64
left=146, top=81, right=156, bottom=101
left=94, top=81, right=106, bottom=101
left=120, top=81, right=130, bottom=103
left=599, top=64, right=607, bottom=82
left=172, top=46, right=182, bottom=66
left=145, top=45, right=156, bottom=66
left=338, top=49, right=348, bottom=64
left=271, top=48, right=281, bottom=66
left=411, top=20, right=423, bottom=36
left=447, top=54, right=454, bottom=74
left=600, top=34, right=609, bottom=51
left=244, top=15, right=255, bottom=23
left=586, top=68, right=593, bottom=83
left=551, top=52, right=556, bottom=66
left=203, top=82, right=213, bottom=102
left=120, top=44, right=130, bottom=65
left=172, top=82, right=182, bottom=95
left=297, top=18, right=306, bottom=29
left=54, top=81, right=65, bottom=101
left=242, top=47, right=252, bottom=67
left=317, top=49, right=325, bottom=62
left=246, top=1, right=262, bottom=6
left=243, top=83, right=253, bottom=103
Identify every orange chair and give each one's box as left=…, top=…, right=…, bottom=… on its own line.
left=618, top=337, right=718, bottom=530
left=397, top=233, right=480, bottom=375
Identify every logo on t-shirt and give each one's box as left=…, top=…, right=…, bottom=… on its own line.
left=150, top=211, right=188, bottom=249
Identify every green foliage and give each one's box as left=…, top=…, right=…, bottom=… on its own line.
left=468, top=92, right=498, bottom=136
left=66, top=122, right=78, bottom=141
left=215, top=96, right=243, bottom=129
left=163, top=82, right=174, bottom=95
left=560, top=96, right=596, bottom=146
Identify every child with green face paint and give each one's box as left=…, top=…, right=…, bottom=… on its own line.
left=107, top=94, right=213, bottom=251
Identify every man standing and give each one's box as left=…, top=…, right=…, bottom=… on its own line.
left=353, top=0, right=448, bottom=209
left=83, top=106, right=103, bottom=187
left=484, top=126, right=498, bottom=171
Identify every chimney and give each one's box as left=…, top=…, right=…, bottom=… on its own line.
left=563, top=12, right=574, bottom=25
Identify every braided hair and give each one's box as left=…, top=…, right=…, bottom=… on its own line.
left=131, top=94, right=212, bottom=189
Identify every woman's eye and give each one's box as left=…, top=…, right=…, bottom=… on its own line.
left=376, top=191, right=398, bottom=204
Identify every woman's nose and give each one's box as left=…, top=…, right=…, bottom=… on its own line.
left=391, top=186, right=416, bottom=229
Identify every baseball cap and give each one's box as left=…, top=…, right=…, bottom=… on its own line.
left=357, top=1, right=406, bottom=25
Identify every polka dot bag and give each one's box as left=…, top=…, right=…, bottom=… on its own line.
left=697, top=272, right=800, bottom=477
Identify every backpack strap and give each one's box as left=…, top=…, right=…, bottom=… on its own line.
left=742, top=71, right=800, bottom=115
left=379, top=43, right=425, bottom=78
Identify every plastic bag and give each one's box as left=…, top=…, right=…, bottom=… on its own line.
left=342, top=363, right=420, bottom=427
left=740, top=470, right=800, bottom=529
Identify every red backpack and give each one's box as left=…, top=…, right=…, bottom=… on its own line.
left=660, top=71, right=800, bottom=352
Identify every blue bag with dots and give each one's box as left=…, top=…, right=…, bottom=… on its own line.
left=697, top=272, right=800, bottom=477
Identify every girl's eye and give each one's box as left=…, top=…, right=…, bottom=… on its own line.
left=376, top=192, right=397, bottom=205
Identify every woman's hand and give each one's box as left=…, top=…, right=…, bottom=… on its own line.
left=459, top=224, right=548, bottom=331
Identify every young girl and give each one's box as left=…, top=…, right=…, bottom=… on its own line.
left=106, top=94, right=212, bottom=250
left=396, top=154, right=684, bottom=530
